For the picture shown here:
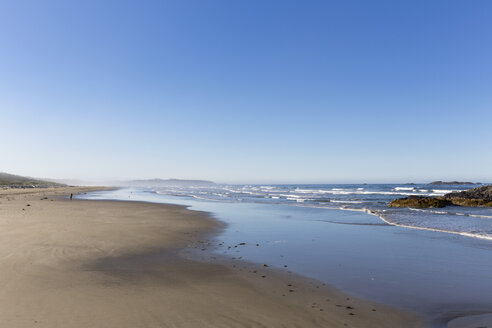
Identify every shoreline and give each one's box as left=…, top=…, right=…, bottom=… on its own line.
left=79, top=187, right=492, bottom=327
left=0, top=187, right=426, bottom=327
left=334, top=205, right=492, bottom=242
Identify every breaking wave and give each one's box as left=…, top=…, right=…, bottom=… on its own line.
left=152, top=183, right=491, bottom=240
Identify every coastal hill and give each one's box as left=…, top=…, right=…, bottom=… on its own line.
left=389, top=184, right=492, bottom=208
left=0, top=172, right=64, bottom=188
left=124, top=178, right=216, bottom=187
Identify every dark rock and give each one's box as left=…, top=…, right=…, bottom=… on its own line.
left=389, top=185, right=492, bottom=208
left=388, top=196, right=451, bottom=208
left=446, top=198, right=492, bottom=207
left=444, top=185, right=492, bottom=201
left=443, top=185, right=492, bottom=207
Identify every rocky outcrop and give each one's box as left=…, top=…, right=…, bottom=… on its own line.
left=443, top=185, right=492, bottom=207
left=389, top=196, right=451, bottom=208
left=445, top=198, right=492, bottom=207
left=389, top=185, right=492, bottom=208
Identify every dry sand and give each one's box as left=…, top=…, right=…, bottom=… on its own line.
left=0, top=187, right=426, bottom=327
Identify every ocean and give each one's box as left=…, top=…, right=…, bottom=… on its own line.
left=81, top=184, right=492, bottom=326
left=145, top=183, right=491, bottom=240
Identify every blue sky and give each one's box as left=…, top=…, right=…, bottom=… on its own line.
left=1, top=0, right=491, bottom=183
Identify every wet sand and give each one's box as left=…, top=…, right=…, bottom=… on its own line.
left=0, top=187, right=425, bottom=327
left=448, top=313, right=492, bottom=328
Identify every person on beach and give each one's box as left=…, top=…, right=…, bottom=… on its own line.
left=70, top=193, right=73, bottom=200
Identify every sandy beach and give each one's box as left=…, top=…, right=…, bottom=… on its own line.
left=0, top=187, right=425, bottom=327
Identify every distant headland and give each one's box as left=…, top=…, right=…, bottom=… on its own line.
left=124, top=178, right=216, bottom=187
left=428, top=181, right=481, bottom=185
left=0, top=172, right=64, bottom=189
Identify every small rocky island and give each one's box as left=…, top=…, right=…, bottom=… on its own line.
left=389, top=185, right=492, bottom=208
left=428, top=180, right=480, bottom=185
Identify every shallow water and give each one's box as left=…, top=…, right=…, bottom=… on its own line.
left=147, top=183, right=492, bottom=240
left=81, top=188, right=492, bottom=325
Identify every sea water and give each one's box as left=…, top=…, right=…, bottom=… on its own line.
left=80, top=184, right=492, bottom=324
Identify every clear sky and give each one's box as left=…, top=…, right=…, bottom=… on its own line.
left=1, top=0, right=491, bottom=183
